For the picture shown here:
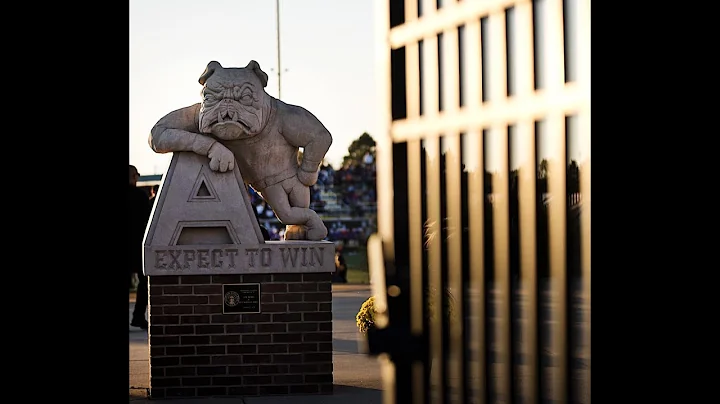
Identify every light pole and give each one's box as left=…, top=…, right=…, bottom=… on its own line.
left=276, top=0, right=282, bottom=99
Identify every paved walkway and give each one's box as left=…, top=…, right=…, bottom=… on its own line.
left=130, top=284, right=384, bottom=403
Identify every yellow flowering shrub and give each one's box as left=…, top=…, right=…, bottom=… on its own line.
left=355, top=289, right=456, bottom=333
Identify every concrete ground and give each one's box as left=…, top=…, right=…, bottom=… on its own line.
left=130, top=284, right=384, bottom=403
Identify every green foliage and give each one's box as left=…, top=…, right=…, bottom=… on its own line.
left=355, top=288, right=456, bottom=333
left=342, top=132, right=376, bottom=167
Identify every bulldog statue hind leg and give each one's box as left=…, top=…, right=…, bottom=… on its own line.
left=148, top=60, right=332, bottom=241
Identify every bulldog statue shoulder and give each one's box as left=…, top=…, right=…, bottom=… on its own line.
left=149, top=60, right=333, bottom=241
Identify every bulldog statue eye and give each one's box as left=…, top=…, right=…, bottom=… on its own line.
left=240, top=92, right=253, bottom=106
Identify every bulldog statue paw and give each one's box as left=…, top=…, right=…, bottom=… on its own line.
left=149, top=60, right=333, bottom=241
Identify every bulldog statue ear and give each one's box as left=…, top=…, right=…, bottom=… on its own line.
left=246, top=60, right=268, bottom=88
left=199, top=61, right=223, bottom=85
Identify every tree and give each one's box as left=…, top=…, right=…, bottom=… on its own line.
left=342, top=132, right=376, bottom=167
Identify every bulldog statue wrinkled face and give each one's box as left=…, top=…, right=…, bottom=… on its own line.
left=198, top=60, right=272, bottom=140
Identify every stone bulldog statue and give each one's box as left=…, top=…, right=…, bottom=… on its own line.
left=149, top=60, right=332, bottom=241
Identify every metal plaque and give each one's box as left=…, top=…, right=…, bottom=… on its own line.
left=222, top=283, right=261, bottom=314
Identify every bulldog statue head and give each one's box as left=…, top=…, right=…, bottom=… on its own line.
left=197, top=60, right=272, bottom=141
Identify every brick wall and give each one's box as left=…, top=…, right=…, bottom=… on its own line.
left=147, top=273, right=333, bottom=399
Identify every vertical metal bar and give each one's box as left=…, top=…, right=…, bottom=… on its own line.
left=466, top=129, right=485, bottom=404
left=408, top=139, right=426, bottom=404
left=424, top=135, right=443, bottom=404
left=543, top=0, right=567, bottom=401
left=444, top=132, right=463, bottom=404
left=515, top=1, right=538, bottom=403
left=488, top=8, right=511, bottom=404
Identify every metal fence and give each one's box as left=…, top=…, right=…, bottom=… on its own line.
left=366, top=0, right=590, bottom=403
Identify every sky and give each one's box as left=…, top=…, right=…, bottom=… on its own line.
left=130, top=0, right=378, bottom=175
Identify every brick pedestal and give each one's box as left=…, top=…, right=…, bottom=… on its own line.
left=147, top=272, right=333, bottom=399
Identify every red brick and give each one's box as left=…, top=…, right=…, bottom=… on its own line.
left=305, top=374, right=333, bottom=383
left=290, top=384, right=319, bottom=394
left=229, top=365, right=259, bottom=375
left=288, top=364, right=318, bottom=373
left=272, top=333, right=302, bottom=343
left=257, top=323, right=286, bottom=333
left=304, top=312, right=331, bottom=322
left=196, top=345, right=225, bottom=355
left=198, top=387, right=227, bottom=396
left=318, top=282, right=331, bottom=292
left=211, top=314, right=241, bottom=324
left=262, top=303, right=287, bottom=312
left=318, top=303, right=332, bottom=312
left=197, top=366, right=227, bottom=375
left=260, top=385, right=290, bottom=395
left=151, top=296, right=178, bottom=306
left=288, top=323, right=317, bottom=332
left=318, top=322, right=332, bottom=331
left=243, top=354, right=271, bottom=364
left=241, top=334, right=272, bottom=344
left=211, top=275, right=242, bottom=284
left=164, top=325, right=194, bottom=335
left=272, top=353, right=303, bottom=363
left=288, top=303, right=317, bottom=312
left=149, top=326, right=164, bottom=335
left=180, top=276, right=212, bottom=284
left=150, top=315, right=179, bottom=325
left=179, top=296, right=208, bottom=305
left=150, top=286, right=164, bottom=295
left=212, top=376, right=243, bottom=386
left=166, top=387, right=196, bottom=397
left=165, top=367, right=196, bottom=376
left=303, top=273, right=331, bottom=282
left=304, top=352, right=332, bottom=362
left=273, top=374, right=303, bottom=384
left=182, top=377, right=211, bottom=387
left=163, top=286, right=193, bottom=295
left=181, top=315, right=210, bottom=324
left=243, top=375, right=272, bottom=385
left=151, top=357, right=179, bottom=367
left=304, top=292, right=331, bottom=302
left=318, top=342, right=333, bottom=352
left=273, top=313, right=301, bottom=322
left=226, top=324, right=256, bottom=334
left=258, top=364, right=288, bottom=374
left=228, top=386, right=258, bottom=395
left=166, top=346, right=195, bottom=355
left=288, top=283, right=317, bottom=292
left=272, top=293, right=304, bottom=303
left=289, top=343, right=318, bottom=353
left=211, top=335, right=240, bottom=344
left=303, top=332, right=332, bottom=342
left=209, top=295, right=223, bottom=304
left=149, top=276, right=179, bottom=285
left=193, top=285, right=222, bottom=294
left=242, top=274, right=272, bottom=283
left=151, top=367, right=164, bottom=377
left=150, top=346, right=165, bottom=356
left=181, top=356, right=210, bottom=365
left=227, top=344, right=257, bottom=354
left=260, top=283, right=287, bottom=293
left=195, top=325, right=224, bottom=334
left=212, top=355, right=243, bottom=365
left=272, top=274, right=301, bottom=282
left=181, top=335, right=209, bottom=345
left=162, top=305, right=194, bottom=315
left=150, top=336, right=180, bottom=346
left=193, top=305, right=222, bottom=314
left=258, top=344, right=288, bottom=354
left=242, top=314, right=271, bottom=323
left=151, top=377, right=181, bottom=387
